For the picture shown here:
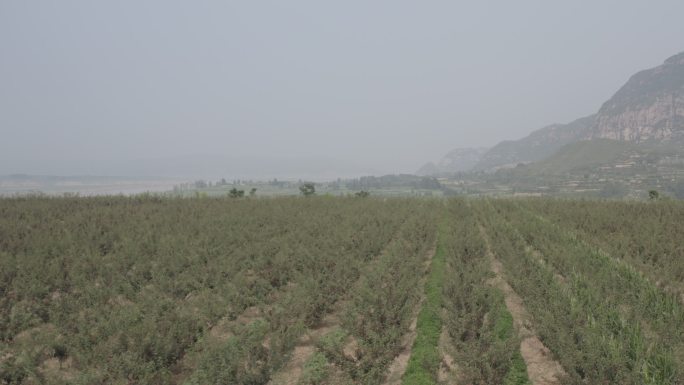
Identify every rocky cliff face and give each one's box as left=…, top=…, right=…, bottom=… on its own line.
left=589, top=52, right=684, bottom=142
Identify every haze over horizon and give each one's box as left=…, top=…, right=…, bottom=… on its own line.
left=2, top=1, right=684, bottom=178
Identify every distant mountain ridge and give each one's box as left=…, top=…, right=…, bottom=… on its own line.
left=422, top=51, right=684, bottom=174
left=416, top=147, right=488, bottom=175
left=473, top=114, right=596, bottom=171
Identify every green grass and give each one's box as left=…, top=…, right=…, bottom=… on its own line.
left=403, top=205, right=530, bottom=385
left=298, top=352, right=330, bottom=385
left=401, top=222, right=446, bottom=385
left=504, top=352, right=531, bottom=385
left=494, top=306, right=530, bottom=385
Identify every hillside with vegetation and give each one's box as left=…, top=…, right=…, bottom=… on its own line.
left=472, top=115, right=597, bottom=172
left=439, top=139, right=684, bottom=199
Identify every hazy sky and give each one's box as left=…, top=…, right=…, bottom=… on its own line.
left=2, top=1, right=684, bottom=177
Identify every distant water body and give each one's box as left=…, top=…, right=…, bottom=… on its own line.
left=0, top=176, right=187, bottom=196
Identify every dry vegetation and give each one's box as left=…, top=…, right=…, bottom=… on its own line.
left=1, top=196, right=683, bottom=384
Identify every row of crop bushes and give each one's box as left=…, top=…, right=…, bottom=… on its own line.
left=508, top=201, right=684, bottom=343
left=0, top=196, right=415, bottom=384
left=185, top=200, right=439, bottom=385
left=303, top=199, right=528, bottom=385
left=479, top=199, right=682, bottom=384
left=297, top=201, right=439, bottom=385
left=400, top=210, right=446, bottom=385
left=517, top=199, right=684, bottom=289
left=440, top=200, right=529, bottom=385
left=341, top=202, right=438, bottom=384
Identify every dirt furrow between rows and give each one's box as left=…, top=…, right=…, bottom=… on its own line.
left=478, top=223, right=565, bottom=385
left=267, top=306, right=345, bottom=385
left=437, top=315, right=458, bottom=384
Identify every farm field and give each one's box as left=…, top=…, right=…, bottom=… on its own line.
left=1, top=196, right=683, bottom=385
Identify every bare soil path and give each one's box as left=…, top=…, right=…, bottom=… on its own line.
left=267, top=307, right=345, bottom=385
left=480, top=227, right=566, bottom=385
left=437, top=316, right=458, bottom=384
left=383, top=312, right=419, bottom=385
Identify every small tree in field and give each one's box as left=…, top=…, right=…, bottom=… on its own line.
left=53, top=343, right=68, bottom=369
left=649, top=190, right=660, bottom=200
left=249, top=188, right=257, bottom=197
left=299, top=183, right=315, bottom=197
left=229, top=188, right=245, bottom=198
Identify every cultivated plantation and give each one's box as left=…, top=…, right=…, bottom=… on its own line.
left=1, top=196, right=683, bottom=385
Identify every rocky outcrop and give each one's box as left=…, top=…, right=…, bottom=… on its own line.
left=589, top=52, right=684, bottom=142
left=590, top=94, right=684, bottom=142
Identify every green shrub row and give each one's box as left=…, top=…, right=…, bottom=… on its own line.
left=0, top=196, right=415, bottom=384
left=401, top=217, right=446, bottom=385
left=479, top=199, right=681, bottom=384
left=331, top=202, right=439, bottom=384
left=441, top=200, right=530, bottom=385
left=517, top=199, right=684, bottom=288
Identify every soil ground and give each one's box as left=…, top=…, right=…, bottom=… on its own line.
left=487, top=248, right=566, bottom=385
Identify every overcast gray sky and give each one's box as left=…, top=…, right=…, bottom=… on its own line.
left=1, top=1, right=683, bottom=177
